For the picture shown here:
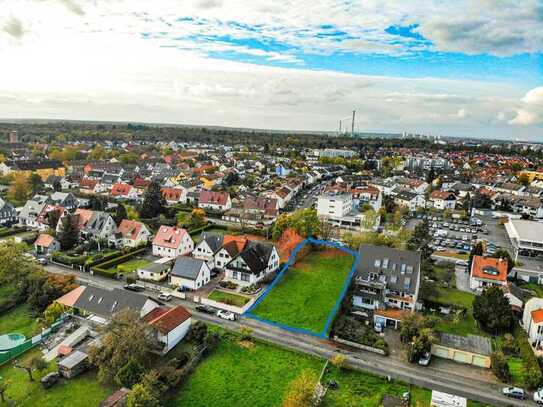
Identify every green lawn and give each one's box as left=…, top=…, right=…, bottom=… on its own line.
left=109, top=258, right=151, bottom=274
left=434, top=251, right=469, bottom=260
left=0, top=349, right=114, bottom=406
left=208, top=290, right=251, bottom=307
left=507, top=357, right=524, bottom=386
left=252, top=249, right=354, bottom=333
left=168, top=333, right=488, bottom=407
left=167, top=335, right=323, bottom=407
left=0, top=304, right=40, bottom=339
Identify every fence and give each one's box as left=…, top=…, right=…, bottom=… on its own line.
left=0, top=314, right=68, bottom=366
left=200, top=296, right=257, bottom=315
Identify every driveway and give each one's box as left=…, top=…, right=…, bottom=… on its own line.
left=455, top=267, right=471, bottom=292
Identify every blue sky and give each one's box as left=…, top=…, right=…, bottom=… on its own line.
left=0, top=0, right=542, bottom=140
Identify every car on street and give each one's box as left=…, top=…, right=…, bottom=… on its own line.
left=374, top=321, right=384, bottom=333
left=195, top=304, right=216, bottom=314
left=158, top=293, right=172, bottom=301
left=36, top=257, right=48, bottom=265
left=534, top=388, right=543, bottom=404
left=418, top=352, right=431, bottom=366
left=123, top=283, right=145, bottom=292
left=502, top=387, right=526, bottom=400
left=217, top=310, right=236, bottom=321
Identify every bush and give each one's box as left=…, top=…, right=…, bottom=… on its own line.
left=218, top=280, right=238, bottom=290
left=331, top=315, right=389, bottom=355
left=491, top=352, right=511, bottom=382
left=517, top=330, right=543, bottom=389
left=91, top=247, right=147, bottom=276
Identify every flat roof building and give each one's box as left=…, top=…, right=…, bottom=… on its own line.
left=505, top=219, right=543, bottom=259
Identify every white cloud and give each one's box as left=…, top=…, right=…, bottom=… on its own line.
left=1, top=16, right=24, bottom=39
left=510, top=87, right=543, bottom=126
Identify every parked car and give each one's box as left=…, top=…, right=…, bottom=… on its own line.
left=535, top=388, right=543, bottom=404
left=217, top=310, right=236, bottom=321
left=36, top=257, right=48, bottom=265
left=41, top=372, right=60, bottom=389
left=418, top=352, right=431, bottom=366
left=196, top=304, right=216, bottom=314
left=123, top=283, right=145, bottom=292
left=158, top=293, right=172, bottom=302
left=502, top=387, right=526, bottom=400
left=210, top=268, right=220, bottom=278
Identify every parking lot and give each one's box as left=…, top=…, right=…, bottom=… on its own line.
left=426, top=215, right=484, bottom=254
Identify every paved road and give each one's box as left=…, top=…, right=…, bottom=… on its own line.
left=45, top=263, right=528, bottom=407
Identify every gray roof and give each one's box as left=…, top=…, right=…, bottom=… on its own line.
left=509, top=219, right=543, bottom=243
left=356, top=245, right=421, bottom=295
left=171, top=256, right=206, bottom=280
left=58, top=350, right=88, bottom=369
left=140, top=262, right=170, bottom=274
left=73, top=286, right=153, bottom=318
left=200, top=232, right=224, bottom=253
left=438, top=333, right=492, bottom=356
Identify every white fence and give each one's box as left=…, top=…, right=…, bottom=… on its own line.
left=200, top=295, right=257, bottom=314
left=332, top=336, right=387, bottom=355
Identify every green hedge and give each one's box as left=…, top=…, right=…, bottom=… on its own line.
left=92, top=247, right=148, bottom=278
left=517, top=330, right=543, bottom=389
left=188, top=223, right=215, bottom=236
left=52, top=253, right=87, bottom=266
left=0, top=227, right=27, bottom=238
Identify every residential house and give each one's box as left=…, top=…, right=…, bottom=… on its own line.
left=270, top=186, right=293, bottom=209
left=49, top=192, right=79, bottom=210
left=198, top=190, right=232, bottom=211
left=161, top=187, right=187, bottom=205
left=34, top=233, right=60, bottom=255
left=142, top=305, right=192, bottom=353
left=193, top=232, right=224, bottom=268
left=111, top=183, right=139, bottom=200
left=352, top=245, right=421, bottom=327
left=170, top=256, right=211, bottom=290
left=18, top=195, right=49, bottom=228
left=394, top=190, right=425, bottom=212
left=0, top=198, right=18, bottom=226
left=224, top=240, right=280, bottom=286
left=429, top=191, right=457, bottom=210
left=152, top=226, right=194, bottom=258
left=469, top=255, right=508, bottom=291
left=1, top=159, right=65, bottom=179
left=137, top=260, right=172, bottom=282
left=109, top=219, right=151, bottom=248
left=522, top=297, right=543, bottom=352
left=66, top=209, right=117, bottom=241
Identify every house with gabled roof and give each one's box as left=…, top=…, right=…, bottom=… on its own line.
left=170, top=256, right=211, bottom=290
left=193, top=232, right=224, bottom=268
left=198, top=190, right=231, bottom=211
left=109, top=219, right=151, bottom=248
left=60, top=208, right=117, bottom=240
left=152, top=226, right=194, bottom=258
left=223, top=240, right=280, bottom=286
left=161, top=187, right=187, bottom=205
left=111, top=183, right=139, bottom=200
left=469, top=255, right=508, bottom=291
left=429, top=190, right=457, bottom=210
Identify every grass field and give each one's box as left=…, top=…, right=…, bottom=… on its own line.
left=0, top=349, right=113, bottom=406
left=112, top=258, right=151, bottom=274
left=251, top=249, right=354, bottom=333
left=434, top=251, right=469, bottom=260
left=168, top=333, right=488, bottom=407
left=507, top=357, right=524, bottom=386
left=0, top=304, right=40, bottom=338
left=208, top=290, right=251, bottom=307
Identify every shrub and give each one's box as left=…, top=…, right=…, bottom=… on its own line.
left=517, top=330, right=543, bottom=389
left=218, top=280, right=238, bottom=290
left=491, top=352, right=511, bottom=382
left=332, top=315, right=389, bottom=355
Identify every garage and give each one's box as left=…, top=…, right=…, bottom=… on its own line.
left=431, top=333, right=492, bottom=369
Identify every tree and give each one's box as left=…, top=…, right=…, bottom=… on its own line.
left=190, top=208, right=206, bottom=228
left=272, top=209, right=320, bottom=240
left=88, top=195, right=106, bottom=211
left=114, top=204, right=128, bottom=225
left=7, top=174, right=30, bottom=203
left=27, top=274, right=78, bottom=312
left=282, top=369, right=318, bottom=407
left=468, top=241, right=484, bottom=271
left=473, top=286, right=514, bottom=335
left=57, top=214, right=79, bottom=250
left=52, top=178, right=62, bottom=192
left=47, top=208, right=62, bottom=230
left=139, top=181, right=166, bottom=219
left=14, top=355, right=48, bottom=381
left=491, top=352, right=511, bottom=382
left=318, top=217, right=335, bottom=241
left=28, top=173, right=44, bottom=195
left=115, top=358, right=145, bottom=388
left=88, top=309, right=160, bottom=384
left=361, top=209, right=379, bottom=231
left=44, top=302, right=68, bottom=325
left=126, top=370, right=164, bottom=407
left=408, top=328, right=436, bottom=363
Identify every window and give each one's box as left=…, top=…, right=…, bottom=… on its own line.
left=374, top=259, right=381, bottom=268
left=382, top=258, right=389, bottom=269
left=241, top=273, right=250, bottom=282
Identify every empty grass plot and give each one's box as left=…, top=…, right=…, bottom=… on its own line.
left=250, top=244, right=355, bottom=335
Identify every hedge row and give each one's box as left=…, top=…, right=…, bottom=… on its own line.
left=188, top=223, right=217, bottom=236
left=0, top=227, right=27, bottom=238
left=517, top=330, right=543, bottom=389
left=92, top=247, right=148, bottom=278
left=84, top=244, right=147, bottom=268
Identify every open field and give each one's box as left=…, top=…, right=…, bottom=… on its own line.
left=168, top=333, right=489, bottom=407
left=251, top=248, right=354, bottom=333
left=0, top=304, right=40, bottom=338
left=208, top=290, right=251, bottom=307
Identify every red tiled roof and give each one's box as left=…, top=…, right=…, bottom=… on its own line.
left=56, top=285, right=85, bottom=307
left=161, top=187, right=183, bottom=201
left=199, top=190, right=229, bottom=205
left=35, top=233, right=56, bottom=247
left=532, top=309, right=543, bottom=324
left=152, top=226, right=189, bottom=249
left=117, top=219, right=143, bottom=241
left=79, top=178, right=98, bottom=190
left=74, top=208, right=93, bottom=229
left=143, top=306, right=191, bottom=334
left=430, top=190, right=456, bottom=200
left=471, top=255, right=508, bottom=282
left=111, top=183, right=133, bottom=196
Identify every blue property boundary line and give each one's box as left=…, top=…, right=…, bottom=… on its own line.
left=245, top=237, right=360, bottom=339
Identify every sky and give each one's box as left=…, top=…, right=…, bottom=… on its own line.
left=0, top=0, right=542, bottom=141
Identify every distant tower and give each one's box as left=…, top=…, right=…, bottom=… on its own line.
left=9, top=130, right=18, bottom=144
left=351, top=110, right=355, bottom=135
